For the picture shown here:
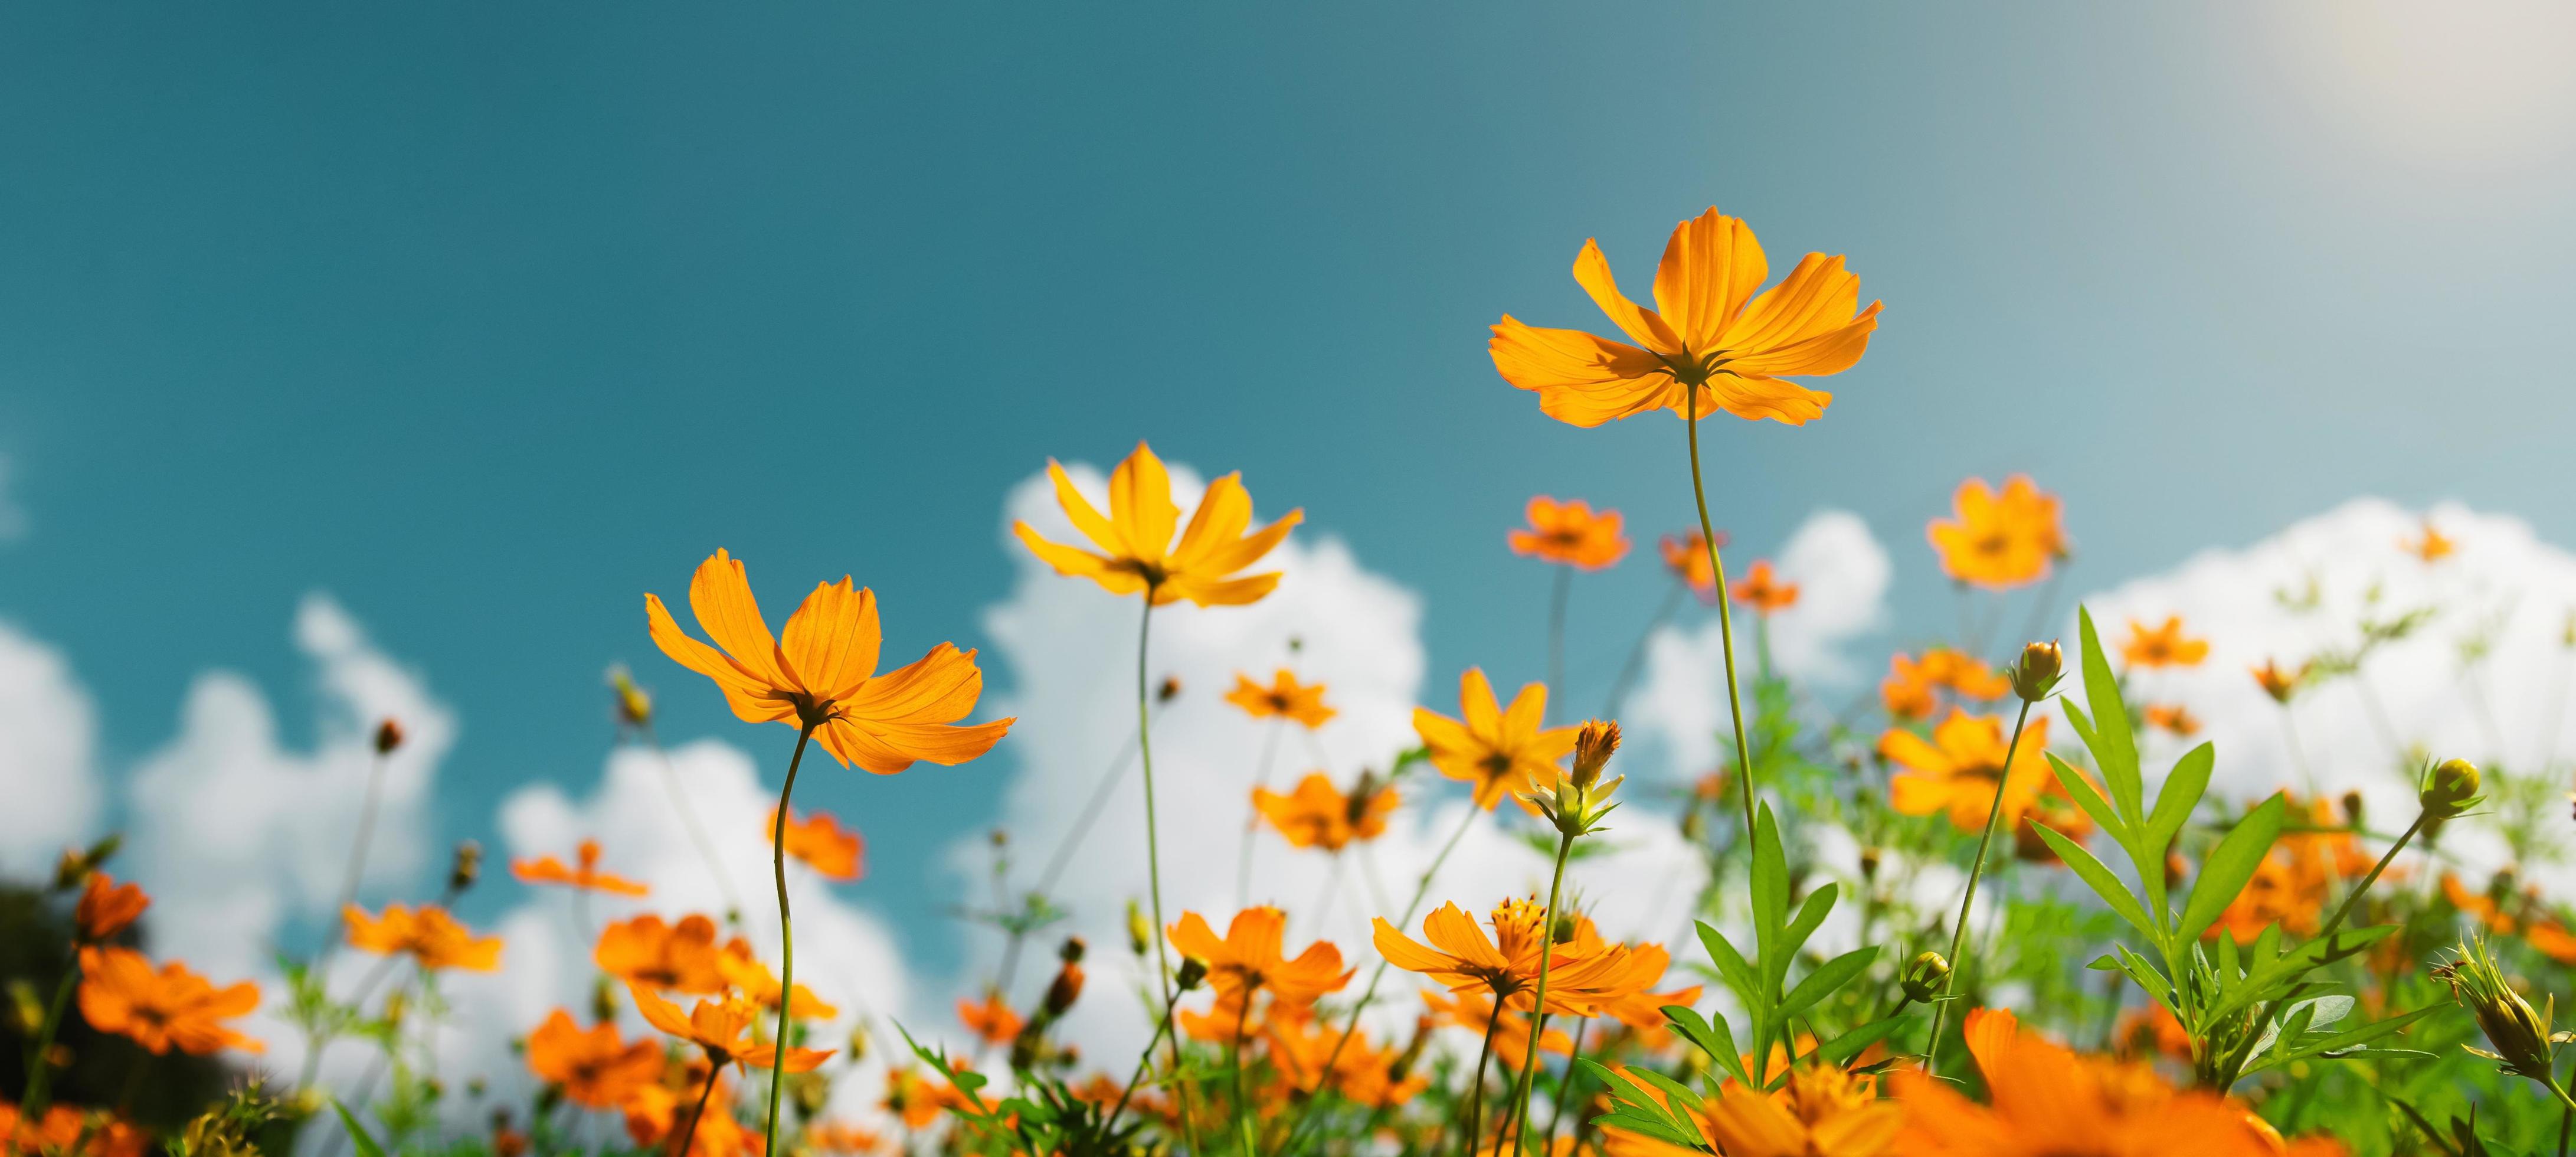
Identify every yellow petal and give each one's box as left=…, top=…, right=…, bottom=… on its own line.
left=1652, top=209, right=1769, bottom=353
left=1183, top=509, right=1302, bottom=582
left=1166, top=472, right=1253, bottom=571
left=1719, top=253, right=1870, bottom=365
left=1458, top=668, right=1502, bottom=737
left=647, top=594, right=778, bottom=703
left=1108, top=442, right=1180, bottom=566
left=1045, top=459, right=1127, bottom=557
left=840, top=643, right=984, bottom=724
left=780, top=580, right=881, bottom=702
left=686, top=550, right=791, bottom=691
left=1572, top=240, right=1683, bottom=355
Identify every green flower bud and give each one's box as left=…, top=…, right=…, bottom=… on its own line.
left=2011, top=640, right=2064, bottom=702
left=2421, top=758, right=2482, bottom=819
left=1901, top=951, right=1951, bottom=1003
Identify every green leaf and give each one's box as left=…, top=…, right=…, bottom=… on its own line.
left=1662, top=1005, right=1750, bottom=1088
left=2076, top=608, right=2142, bottom=821
left=2047, top=752, right=2127, bottom=845
left=1779, top=947, right=1879, bottom=1021
left=1751, top=805, right=1789, bottom=948
left=1583, top=1059, right=1709, bottom=1149
left=2110, top=944, right=2175, bottom=1007
left=2179, top=795, right=2287, bottom=945
left=1695, top=923, right=1759, bottom=1010
left=2208, top=924, right=2398, bottom=1022
left=1816, top=1014, right=1909, bottom=1066
left=330, top=1103, right=388, bottom=1157
left=1782, top=883, right=1839, bottom=960
left=2030, top=822, right=2158, bottom=942
left=2147, top=743, right=2214, bottom=849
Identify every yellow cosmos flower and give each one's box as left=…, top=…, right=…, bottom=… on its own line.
left=345, top=903, right=502, bottom=973
left=1490, top=208, right=1881, bottom=427
left=1013, top=441, right=1302, bottom=606
left=1412, top=668, right=1578, bottom=811
left=1880, top=710, right=2054, bottom=832
left=1225, top=669, right=1337, bottom=728
left=1927, top=476, right=2064, bottom=590
left=646, top=549, right=1014, bottom=774
left=2121, top=616, right=2208, bottom=669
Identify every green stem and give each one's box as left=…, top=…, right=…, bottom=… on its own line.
left=1132, top=592, right=1199, bottom=1153
left=1602, top=581, right=1685, bottom=720
left=1685, top=387, right=1759, bottom=837
left=1506, top=829, right=1579, bottom=1152
left=1922, top=697, right=2035, bottom=1076
left=1546, top=564, right=1570, bottom=721
left=1102, top=996, right=1179, bottom=1135
left=19, top=956, right=80, bottom=1115
left=1542, top=1018, right=1591, bottom=1153
left=328, top=750, right=392, bottom=960
left=1238, top=720, right=1285, bottom=909
left=1459, top=1008, right=1504, bottom=1157
left=762, top=723, right=818, bottom=1157
left=648, top=727, right=748, bottom=925
left=677, top=1058, right=725, bottom=1157
left=1232, top=993, right=1257, bottom=1156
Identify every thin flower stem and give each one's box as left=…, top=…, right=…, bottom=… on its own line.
left=646, top=727, right=747, bottom=925
left=1238, top=720, right=1286, bottom=908
left=1459, top=1009, right=1505, bottom=1157
left=1541, top=1018, right=1591, bottom=1153
left=2277, top=705, right=2316, bottom=799
left=1132, top=592, right=1199, bottom=1153
left=677, top=1059, right=725, bottom=1157
left=1102, top=996, right=1179, bottom=1134
left=1546, top=565, right=1571, bottom=721
left=18, top=959, right=80, bottom=1115
left=762, top=723, right=818, bottom=1157
left=1308, top=853, right=1347, bottom=935
left=1602, top=581, right=1685, bottom=720
left=328, top=750, right=392, bottom=961
left=1922, top=697, right=2035, bottom=1076
left=1232, top=993, right=1258, bottom=1157
left=1684, top=388, right=1759, bottom=837
left=1506, top=829, right=1578, bottom=1149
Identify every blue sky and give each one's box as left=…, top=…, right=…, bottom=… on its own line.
left=5, top=2, right=2575, bottom=962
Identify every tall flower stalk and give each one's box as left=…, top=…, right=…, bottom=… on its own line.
left=1921, top=641, right=2057, bottom=1074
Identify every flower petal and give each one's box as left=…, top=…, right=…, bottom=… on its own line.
left=1167, top=472, right=1253, bottom=571
left=1652, top=209, right=1769, bottom=353
left=1572, top=239, right=1684, bottom=355
left=1046, top=459, right=1126, bottom=557
left=1488, top=318, right=1678, bottom=429
left=686, top=550, right=791, bottom=690
left=842, top=643, right=984, bottom=724
left=780, top=579, right=881, bottom=701
left=1109, top=442, right=1180, bottom=566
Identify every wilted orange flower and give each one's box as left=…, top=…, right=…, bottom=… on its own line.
left=75, top=872, right=148, bottom=943
left=1927, top=476, right=2064, bottom=590
left=1880, top=711, right=2054, bottom=832
left=1421, top=989, right=1570, bottom=1073
left=628, top=982, right=832, bottom=1071
left=1168, top=906, right=1352, bottom=1006
left=1891, top=1008, right=2282, bottom=1156
left=716, top=938, right=839, bottom=1019
left=1373, top=898, right=1646, bottom=1016
left=1413, top=669, right=1578, bottom=811
left=1013, top=442, right=1303, bottom=606
left=1253, top=773, right=1399, bottom=851
left=1225, top=670, right=1336, bottom=728
left=1659, top=531, right=1726, bottom=600
left=596, top=913, right=728, bottom=993
left=2122, top=616, right=2208, bottom=669
left=511, top=839, right=650, bottom=897
left=2403, top=521, right=2454, bottom=563
left=2142, top=703, right=2201, bottom=737
left=2251, top=658, right=2307, bottom=704
left=1509, top=497, right=1630, bottom=570
left=345, top=903, right=501, bottom=972
left=1730, top=560, right=1799, bottom=614
left=957, top=991, right=1022, bottom=1048
left=525, top=1008, right=660, bottom=1109
left=647, top=548, right=1014, bottom=774
left=74, top=947, right=261, bottom=1055
left=767, top=807, right=863, bottom=881
left=1490, top=208, right=1881, bottom=427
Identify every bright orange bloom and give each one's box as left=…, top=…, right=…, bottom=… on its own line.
left=1509, top=497, right=1630, bottom=570
left=957, top=991, right=1023, bottom=1048
left=882, top=1067, right=950, bottom=1130
left=1880, top=710, right=2054, bottom=832
left=74, top=947, right=261, bottom=1055
left=1372, top=898, right=1647, bottom=1016
left=2403, top=521, right=2455, bottom=563
left=1413, top=669, right=1578, bottom=811
left=1, top=1103, right=147, bottom=1157
left=715, top=938, right=839, bottom=1019
left=1659, top=531, right=1726, bottom=600
left=2142, top=703, right=2201, bottom=737
left=1881, top=649, right=2011, bottom=721
left=1919, top=649, right=2011, bottom=699
left=647, top=548, right=1014, bottom=774
left=75, top=872, right=148, bottom=943
left=1266, top=1015, right=1428, bottom=1107
left=624, top=1069, right=759, bottom=1157
left=524, top=1008, right=661, bottom=1109
left=1603, top=1060, right=1898, bottom=1157
left=595, top=913, right=728, bottom=993
left=2438, top=870, right=2571, bottom=960
left=1168, top=907, right=1352, bottom=1006
left=2122, top=616, right=2208, bottom=669
left=627, top=982, right=832, bottom=1071
left=767, top=806, right=864, bottom=881
left=1013, top=442, right=1303, bottom=606
left=2207, top=797, right=2378, bottom=943
left=1927, top=476, right=2064, bottom=590
left=1891, top=1008, right=2283, bottom=1156
left=2251, top=658, right=2308, bottom=704
left=344, top=903, right=502, bottom=972
left=1225, top=670, right=1336, bottom=728
left=1253, top=773, right=1399, bottom=851
left=2112, top=1002, right=2193, bottom=1063
left=1730, top=560, right=1799, bottom=614
left=807, top=1120, right=889, bottom=1156
left=1880, top=658, right=1939, bottom=720
left=2014, top=780, right=2097, bottom=865
left=1490, top=208, right=1881, bottom=427
left=1421, top=989, right=1570, bottom=1073
left=511, top=839, right=650, bottom=897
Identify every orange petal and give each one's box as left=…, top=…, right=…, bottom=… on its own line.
left=780, top=580, right=882, bottom=703
left=1572, top=240, right=1684, bottom=355
left=1045, top=459, right=1126, bottom=557
left=1651, top=209, right=1769, bottom=353
left=686, top=550, right=791, bottom=690
left=1108, top=442, right=1180, bottom=566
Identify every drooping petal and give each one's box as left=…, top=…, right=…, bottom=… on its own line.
left=1370, top=918, right=1463, bottom=975
left=1167, top=472, right=1254, bottom=571
left=646, top=594, right=775, bottom=700
left=627, top=981, right=695, bottom=1040
left=685, top=550, right=792, bottom=690
left=1651, top=209, right=1770, bottom=352
left=1458, top=669, right=1503, bottom=737
left=1014, top=522, right=1117, bottom=580
left=1687, top=372, right=1834, bottom=426
left=1572, top=240, right=1685, bottom=355
left=1161, top=571, right=1284, bottom=607
left=1420, top=903, right=1509, bottom=971
left=1108, top=442, right=1180, bottom=566
left=1046, top=459, right=1127, bottom=557
left=1488, top=318, right=1677, bottom=421
left=865, top=718, right=1014, bottom=767
left=780, top=579, right=881, bottom=701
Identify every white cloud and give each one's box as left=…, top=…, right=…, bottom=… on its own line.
left=0, top=619, right=100, bottom=877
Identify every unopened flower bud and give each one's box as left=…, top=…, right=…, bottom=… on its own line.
left=1044, top=960, right=1086, bottom=1019
left=2421, top=758, right=2482, bottom=819
left=1175, top=957, right=1207, bottom=992
left=1157, top=676, right=1183, bottom=704
left=1859, top=847, right=1883, bottom=881
left=1901, top=951, right=1951, bottom=1003
left=2011, top=641, right=2064, bottom=702
left=1125, top=901, right=1152, bottom=957
left=2341, top=790, right=2366, bottom=828
left=790, top=1071, right=830, bottom=1116
left=590, top=976, right=619, bottom=1025
left=448, top=841, right=483, bottom=895
left=1551, top=909, right=1580, bottom=946
left=609, top=668, right=653, bottom=728
left=1680, top=808, right=1706, bottom=843
left=2434, top=937, right=2559, bottom=1081
left=845, top=1024, right=870, bottom=1062
left=374, top=718, right=405, bottom=755
left=1571, top=720, right=1621, bottom=789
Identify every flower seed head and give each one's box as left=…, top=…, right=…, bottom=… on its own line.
left=2011, top=640, right=2064, bottom=702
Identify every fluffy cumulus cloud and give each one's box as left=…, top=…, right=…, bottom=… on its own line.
left=0, top=619, right=100, bottom=877
left=2071, top=498, right=2576, bottom=891
left=955, top=457, right=1708, bottom=1068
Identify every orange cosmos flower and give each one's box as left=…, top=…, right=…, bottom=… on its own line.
left=627, top=982, right=832, bottom=1071
left=596, top=913, right=728, bottom=993
left=1605, top=1060, right=1899, bottom=1157
left=807, top=1120, right=890, bottom=1156
left=646, top=548, right=1014, bottom=774
left=1927, top=476, right=2064, bottom=590
left=882, top=1067, right=945, bottom=1130
left=2142, top=703, right=2201, bottom=737
left=512, top=839, right=650, bottom=897
left=1413, top=669, right=1579, bottom=811
left=1919, top=649, right=2011, bottom=698
left=1891, top=1008, right=2282, bottom=1156
left=767, top=806, right=863, bottom=881
left=1508, top=497, right=1631, bottom=570
left=1879, top=710, right=2054, bottom=832
left=1373, top=898, right=1645, bottom=1016
left=1253, top=772, right=1399, bottom=852
left=1659, top=531, right=1726, bottom=600
left=75, top=872, right=148, bottom=943
left=716, top=939, right=839, bottom=1019
left=74, top=947, right=261, bottom=1055
left=525, top=1008, right=662, bottom=1109
left=1, top=1104, right=147, bottom=1157
left=1730, top=560, right=1799, bottom=614
left=345, top=903, right=502, bottom=972
left=1225, top=669, right=1337, bottom=728
left=1421, top=989, right=1570, bottom=1073
left=2251, top=658, right=2309, bottom=704
left=1490, top=208, right=1881, bottom=427
left=2403, top=521, right=2454, bottom=563
left=1880, top=657, right=1939, bottom=721
left=1167, top=906, right=1353, bottom=1006
left=2122, top=616, right=2209, bottom=669
left=624, top=1068, right=760, bottom=1157
left=957, top=991, right=1022, bottom=1048
left=1266, top=1016, right=1428, bottom=1107
left=1013, top=442, right=1303, bottom=606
